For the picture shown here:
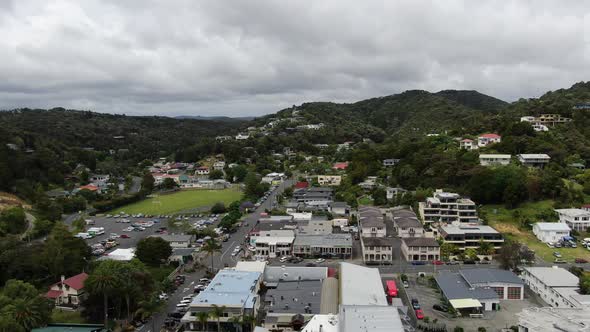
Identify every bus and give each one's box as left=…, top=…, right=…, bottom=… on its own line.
left=386, top=280, right=398, bottom=298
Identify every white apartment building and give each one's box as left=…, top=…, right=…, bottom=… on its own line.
left=521, top=267, right=590, bottom=309
left=418, top=189, right=478, bottom=224
left=479, top=154, right=511, bottom=166
left=532, top=222, right=571, bottom=244
left=317, top=175, right=342, bottom=186
left=555, top=208, right=590, bottom=232
left=517, top=154, right=551, bottom=168
left=213, top=161, right=225, bottom=171
left=401, top=237, right=440, bottom=262
left=254, top=234, right=295, bottom=259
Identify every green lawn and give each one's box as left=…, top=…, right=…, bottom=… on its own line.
left=51, top=309, right=87, bottom=324
left=482, top=200, right=590, bottom=262
left=110, top=189, right=242, bottom=215
left=358, top=196, right=373, bottom=205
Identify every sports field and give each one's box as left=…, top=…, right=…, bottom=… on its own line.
left=110, top=189, right=242, bottom=215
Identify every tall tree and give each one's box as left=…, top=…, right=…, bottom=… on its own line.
left=135, top=237, right=172, bottom=266
left=210, top=304, right=227, bottom=332
left=202, top=239, right=222, bottom=272
left=41, top=222, right=91, bottom=280
left=196, top=311, right=210, bottom=331
left=135, top=296, right=164, bottom=332
left=85, top=260, right=123, bottom=327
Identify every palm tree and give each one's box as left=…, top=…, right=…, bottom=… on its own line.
left=209, top=304, right=226, bottom=332
left=119, top=274, right=141, bottom=322
left=8, top=297, right=51, bottom=331
left=242, top=314, right=256, bottom=332
left=477, top=240, right=494, bottom=256
left=229, top=315, right=242, bottom=332
left=86, top=262, right=122, bottom=328
left=202, top=239, right=222, bottom=272
left=196, top=311, right=210, bottom=331
left=135, top=296, right=164, bottom=332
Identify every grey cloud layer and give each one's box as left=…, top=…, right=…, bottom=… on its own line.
left=0, top=0, right=588, bottom=116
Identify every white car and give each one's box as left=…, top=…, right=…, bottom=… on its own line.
left=179, top=299, right=192, bottom=304
left=123, top=227, right=134, bottom=232
left=176, top=303, right=189, bottom=308
left=316, top=258, right=326, bottom=263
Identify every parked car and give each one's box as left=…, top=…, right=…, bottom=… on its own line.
left=553, top=252, right=562, bottom=258
left=554, top=258, right=567, bottom=264
left=168, top=312, right=184, bottom=319
left=120, top=234, right=130, bottom=239
left=175, top=303, right=189, bottom=308
left=411, top=261, right=426, bottom=265
left=415, top=309, right=424, bottom=320
left=446, top=260, right=459, bottom=265
left=402, top=280, right=409, bottom=288
left=411, top=298, right=420, bottom=310
left=575, top=258, right=588, bottom=264
left=316, top=258, right=326, bottom=263
left=433, top=304, right=448, bottom=312
left=432, top=260, right=444, bottom=265
left=463, top=260, right=476, bottom=265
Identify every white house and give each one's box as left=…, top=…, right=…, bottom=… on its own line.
left=382, top=159, right=400, bottom=167
left=235, top=133, right=250, bottom=140
left=477, top=133, right=501, bottom=147
left=479, top=154, right=511, bottom=166
left=254, top=234, right=295, bottom=259
left=517, top=154, right=551, bottom=168
left=213, top=161, right=226, bottom=171
left=532, top=222, right=571, bottom=244
left=317, top=175, right=342, bottom=186
left=195, top=166, right=209, bottom=175
left=459, top=138, right=477, bottom=150
left=45, top=273, right=89, bottom=307
left=555, top=208, right=590, bottom=232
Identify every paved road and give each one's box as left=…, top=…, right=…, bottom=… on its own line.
left=145, top=179, right=294, bottom=332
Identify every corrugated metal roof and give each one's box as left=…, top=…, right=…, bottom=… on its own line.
left=320, top=277, right=339, bottom=314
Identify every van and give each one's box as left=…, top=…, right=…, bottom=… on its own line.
left=75, top=232, right=91, bottom=239
left=85, top=219, right=95, bottom=225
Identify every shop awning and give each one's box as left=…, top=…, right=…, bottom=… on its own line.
left=449, top=298, right=482, bottom=309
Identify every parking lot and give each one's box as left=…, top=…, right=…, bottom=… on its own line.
left=402, top=274, right=545, bottom=331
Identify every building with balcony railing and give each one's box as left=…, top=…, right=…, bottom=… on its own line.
left=418, top=189, right=478, bottom=225
left=438, top=225, right=504, bottom=252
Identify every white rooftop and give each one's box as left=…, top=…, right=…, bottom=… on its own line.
left=518, top=154, right=551, bottom=159
left=255, top=236, right=295, bottom=245
left=523, top=267, right=579, bottom=287
left=339, top=305, right=404, bottom=332
left=235, top=261, right=267, bottom=273
left=555, top=208, right=590, bottom=217
left=339, top=263, right=387, bottom=306
left=301, top=314, right=339, bottom=332
left=99, top=248, right=135, bottom=261
left=479, top=154, right=511, bottom=159
left=534, top=222, right=571, bottom=231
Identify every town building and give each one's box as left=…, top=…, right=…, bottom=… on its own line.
left=521, top=266, right=590, bottom=308
left=149, top=234, right=194, bottom=248
left=195, top=166, right=209, bottom=175
left=532, top=222, right=571, bottom=244
left=292, top=234, right=352, bottom=259
left=386, top=187, right=407, bottom=200
left=45, top=273, right=89, bottom=308
left=459, top=138, right=478, bottom=150
left=332, top=162, right=349, bottom=170
left=401, top=237, right=440, bottom=262
left=329, top=202, right=349, bottom=216
left=235, top=133, right=250, bottom=140
left=339, top=262, right=388, bottom=306
left=358, top=206, right=386, bottom=238
left=391, top=208, right=426, bottom=238
left=555, top=208, right=590, bottom=232
left=317, top=175, right=342, bottom=186
left=261, top=172, right=285, bottom=184
left=418, top=189, right=478, bottom=224
left=438, top=225, right=504, bottom=252
left=254, top=232, right=295, bottom=259
left=360, top=237, right=393, bottom=264
left=182, top=270, right=262, bottom=331
left=477, top=133, right=501, bottom=147
left=436, top=269, right=524, bottom=312
left=297, top=218, right=332, bottom=235
left=293, top=187, right=334, bottom=204
left=213, top=161, right=225, bottom=171
left=479, top=154, right=511, bottom=166
left=517, top=154, right=551, bottom=168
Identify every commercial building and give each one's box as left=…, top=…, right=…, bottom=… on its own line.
left=255, top=234, right=295, bottom=259
left=479, top=154, right=511, bottom=166
left=339, top=262, right=388, bottom=306
left=293, top=187, right=334, bottom=204
left=297, top=219, right=333, bottom=235
left=317, top=175, right=342, bottom=186
left=555, top=208, right=590, bottom=232
left=401, top=237, right=440, bottom=262
left=436, top=269, right=524, bottom=312
left=361, top=237, right=393, bottom=264
left=418, top=189, right=478, bottom=224
left=517, top=307, right=590, bottom=332
left=438, top=224, right=503, bottom=252
left=182, top=270, right=262, bottom=331
left=517, top=154, right=551, bottom=168
left=520, top=267, right=590, bottom=308
left=532, top=222, right=571, bottom=244
left=292, top=234, right=353, bottom=258
left=391, top=208, right=426, bottom=238
left=148, top=234, right=193, bottom=248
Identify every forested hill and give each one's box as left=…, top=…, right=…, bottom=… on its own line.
left=260, top=89, right=509, bottom=141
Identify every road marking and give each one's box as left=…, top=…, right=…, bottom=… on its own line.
left=220, top=240, right=235, bottom=262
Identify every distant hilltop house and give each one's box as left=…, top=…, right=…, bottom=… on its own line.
left=213, top=161, right=226, bottom=171
left=296, top=123, right=324, bottom=130
left=477, top=133, right=501, bottom=147
left=215, top=135, right=232, bottom=142
left=521, top=114, right=572, bottom=130
left=573, top=103, right=590, bottom=110
left=382, top=158, right=401, bottom=167
left=235, top=133, right=250, bottom=140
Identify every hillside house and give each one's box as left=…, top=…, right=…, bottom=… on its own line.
left=477, top=133, right=501, bottom=147
left=479, top=154, right=511, bottom=166
left=517, top=154, right=551, bottom=168
left=459, top=138, right=477, bottom=150
left=195, top=166, right=210, bottom=176
left=45, top=273, right=89, bottom=308
left=555, top=208, right=590, bottom=232
left=383, top=159, right=401, bottom=167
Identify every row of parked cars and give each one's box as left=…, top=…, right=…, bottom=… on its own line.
left=254, top=185, right=278, bottom=208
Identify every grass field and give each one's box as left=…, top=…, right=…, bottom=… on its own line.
left=51, top=309, right=87, bottom=324
left=482, top=200, right=590, bottom=262
left=110, top=189, right=242, bottom=215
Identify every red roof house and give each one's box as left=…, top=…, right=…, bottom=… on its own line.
left=332, top=162, right=349, bottom=170
left=45, top=273, right=89, bottom=308
left=295, top=181, right=309, bottom=189
left=78, top=184, right=98, bottom=192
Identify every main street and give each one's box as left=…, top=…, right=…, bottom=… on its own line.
left=145, top=179, right=294, bottom=332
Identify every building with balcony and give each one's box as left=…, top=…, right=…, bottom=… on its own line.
left=391, top=208, right=426, bottom=238
left=181, top=270, right=262, bottom=331
left=418, top=190, right=478, bottom=225
left=555, top=208, right=590, bottom=232
left=359, top=206, right=386, bottom=237
left=254, top=234, right=295, bottom=259
left=400, top=237, right=440, bottom=262
left=317, top=175, right=342, bottom=186
left=479, top=154, right=511, bottom=166
left=517, top=154, right=551, bottom=168
left=438, top=225, right=504, bottom=252
left=459, top=138, right=478, bottom=150
left=292, top=234, right=353, bottom=259
left=361, top=237, right=393, bottom=264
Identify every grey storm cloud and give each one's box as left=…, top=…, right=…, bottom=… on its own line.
left=0, top=0, right=588, bottom=116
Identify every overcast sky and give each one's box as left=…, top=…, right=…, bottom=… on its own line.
left=0, top=1, right=588, bottom=116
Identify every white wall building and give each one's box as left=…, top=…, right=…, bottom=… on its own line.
left=555, top=208, right=590, bottom=232
left=254, top=234, right=295, bottom=259
left=459, top=139, right=478, bottom=150
left=532, top=222, right=571, bottom=244
left=479, top=154, right=511, bottom=166
left=521, top=267, right=590, bottom=309
left=418, top=189, right=478, bottom=224
left=317, top=175, right=342, bottom=186
left=517, top=154, right=551, bottom=168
